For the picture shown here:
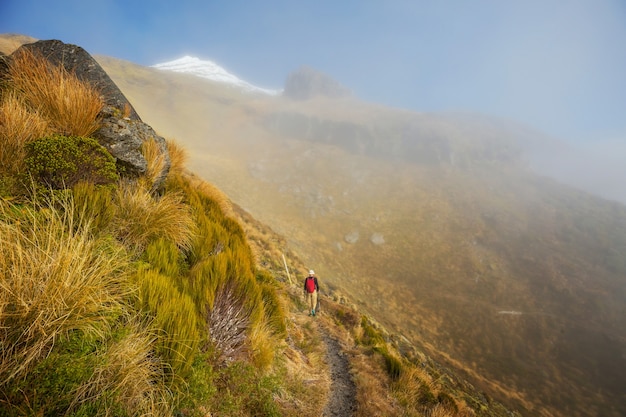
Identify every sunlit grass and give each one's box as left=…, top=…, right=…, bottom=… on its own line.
left=6, top=48, right=103, bottom=137
left=166, top=137, right=188, bottom=177
left=71, top=319, right=173, bottom=417
left=0, top=193, right=131, bottom=384
left=71, top=181, right=116, bottom=236
left=112, top=180, right=195, bottom=254
left=140, top=137, right=169, bottom=192
left=0, top=92, right=49, bottom=179
left=134, top=267, right=201, bottom=376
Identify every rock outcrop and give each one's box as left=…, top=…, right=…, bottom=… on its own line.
left=9, top=39, right=170, bottom=187
left=283, top=65, right=351, bottom=100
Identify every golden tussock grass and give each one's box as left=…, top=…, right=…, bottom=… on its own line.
left=277, top=316, right=329, bottom=417
left=140, top=137, right=168, bottom=192
left=134, top=267, right=201, bottom=375
left=351, top=349, right=400, bottom=417
left=71, top=181, right=116, bottom=235
left=427, top=404, right=457, bottom=417
left=247, top=320, right=276, bottom=370
left=166, top=138, right=188, bottom=177
left=189, top=173, right=233, bottom=216
left=71, top=319, right=172, bottom=417
left=112, top=181, right=195, bottom=253
left=6, top=48, right=103, bottom=137
left=0, top=92, right=49, bottom=177
left=0, top=194, right=131, bottom=384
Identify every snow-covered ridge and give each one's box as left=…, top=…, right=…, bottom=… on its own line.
left=151, top=56, right=281, bottom=96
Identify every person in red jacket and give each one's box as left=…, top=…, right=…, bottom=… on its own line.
left=303, top=269, right=319, bottom=316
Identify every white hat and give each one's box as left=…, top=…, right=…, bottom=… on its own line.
left=309, top=270, right=315, bottom=275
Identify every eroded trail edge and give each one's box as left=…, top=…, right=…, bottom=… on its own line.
left=321, top=331, right=357, bottom=417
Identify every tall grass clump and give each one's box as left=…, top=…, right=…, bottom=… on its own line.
left=188, top=249, right=264, bottom=363
left=0, top=91, right=49, bottom=181
left=140, top=137, right=169, bottom=193
left=165, top=138, right=188, bottom=178
left=71, top=181, right=116, bottom=236
left=143, top=237, right=184, bottom=279
left=6, top=47, right=103, bottom=137
left=358, top=316, right=404, bottom=380
left=112, top=181, right=195, bottom=254
left=71, top=320, right=173, bottom=417
left=133, top=267, right=201, bottom=376
left=256, top=269, right=287, bottom=337
left=0, top=193, right=131, bottom=385
left=167, top=171, right=233, bottom=220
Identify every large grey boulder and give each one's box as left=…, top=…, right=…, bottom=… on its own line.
left=17, top=39, right=141, bottom=120
left=95, top=105, right=170, bottom=188
left=11, top=39, right=170, bottom=187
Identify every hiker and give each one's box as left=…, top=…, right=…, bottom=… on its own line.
left=303, top=269, right=319, bottom=316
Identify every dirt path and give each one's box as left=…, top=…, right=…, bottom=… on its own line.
left=321, top=330, right=357, bottom=417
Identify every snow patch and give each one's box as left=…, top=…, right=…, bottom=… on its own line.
left=151, top=56, right=281, bottom=96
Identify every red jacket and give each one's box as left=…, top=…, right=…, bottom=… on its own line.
left=304, top=276, right=319, bottom=293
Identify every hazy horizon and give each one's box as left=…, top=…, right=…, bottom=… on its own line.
left=2, top=1, right=625, bottom=143
left=2, top=0, right=626, bottom=203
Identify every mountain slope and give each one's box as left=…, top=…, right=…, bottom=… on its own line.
left=1, top=35, right=527, bottom=416
left=93, top=54, right=626, bottom=417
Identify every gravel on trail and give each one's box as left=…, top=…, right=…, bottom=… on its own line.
left=321, top=331, right=357, bottom=417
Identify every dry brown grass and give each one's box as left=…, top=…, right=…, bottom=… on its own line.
left=274, top=299, right=330, bottom=417
left=112, top=181, right=195, bottom=254
left=140, top=137, right=168, bottom=191
left=247, top=320, right=276, bottom=370
left=427, top=404, right=456, bottom=417
left=351, top=345, right=400, bottom=416
left=166, top=138, right=188, bottom=177
left=71, top=319, right=172, bottom=417
left=0, top=194, right=131, bottom=384
left=0, top=92, right=49, bottom=177
left=6, top=48, right=103, bottom=137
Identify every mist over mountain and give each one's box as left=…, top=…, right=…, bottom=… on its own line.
left=89, top=52, right=626, bottom=417
left=283, top=65, right=352, bottom=100
left=3, top=32, right=617, bottom=414
left=150, top=54, right=626, bottom=206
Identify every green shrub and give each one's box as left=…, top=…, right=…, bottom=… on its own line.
left=1, top=330, right=101, bottom=417
left=209, top=361, right=281, bottom=416
left=175, top=354, right=218, bottom=416
left=24, top=134, right=118, bottom=190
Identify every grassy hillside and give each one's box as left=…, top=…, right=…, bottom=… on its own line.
left=0, top=36, right=525, bottom=417
left=92, top=54, right=626, bottom=417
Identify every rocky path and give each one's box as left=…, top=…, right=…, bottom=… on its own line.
left=321, top=330, right=357, bottom=417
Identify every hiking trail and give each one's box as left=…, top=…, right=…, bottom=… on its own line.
left=320, top=328, right=357, bottom=417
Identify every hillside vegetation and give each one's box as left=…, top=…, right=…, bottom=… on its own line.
left=92, top=53, right=626, bottom=417
left=0, top=38, right=522, bottom=416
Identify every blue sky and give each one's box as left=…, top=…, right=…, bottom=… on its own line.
left=2, top=0, right=626, bottom=144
